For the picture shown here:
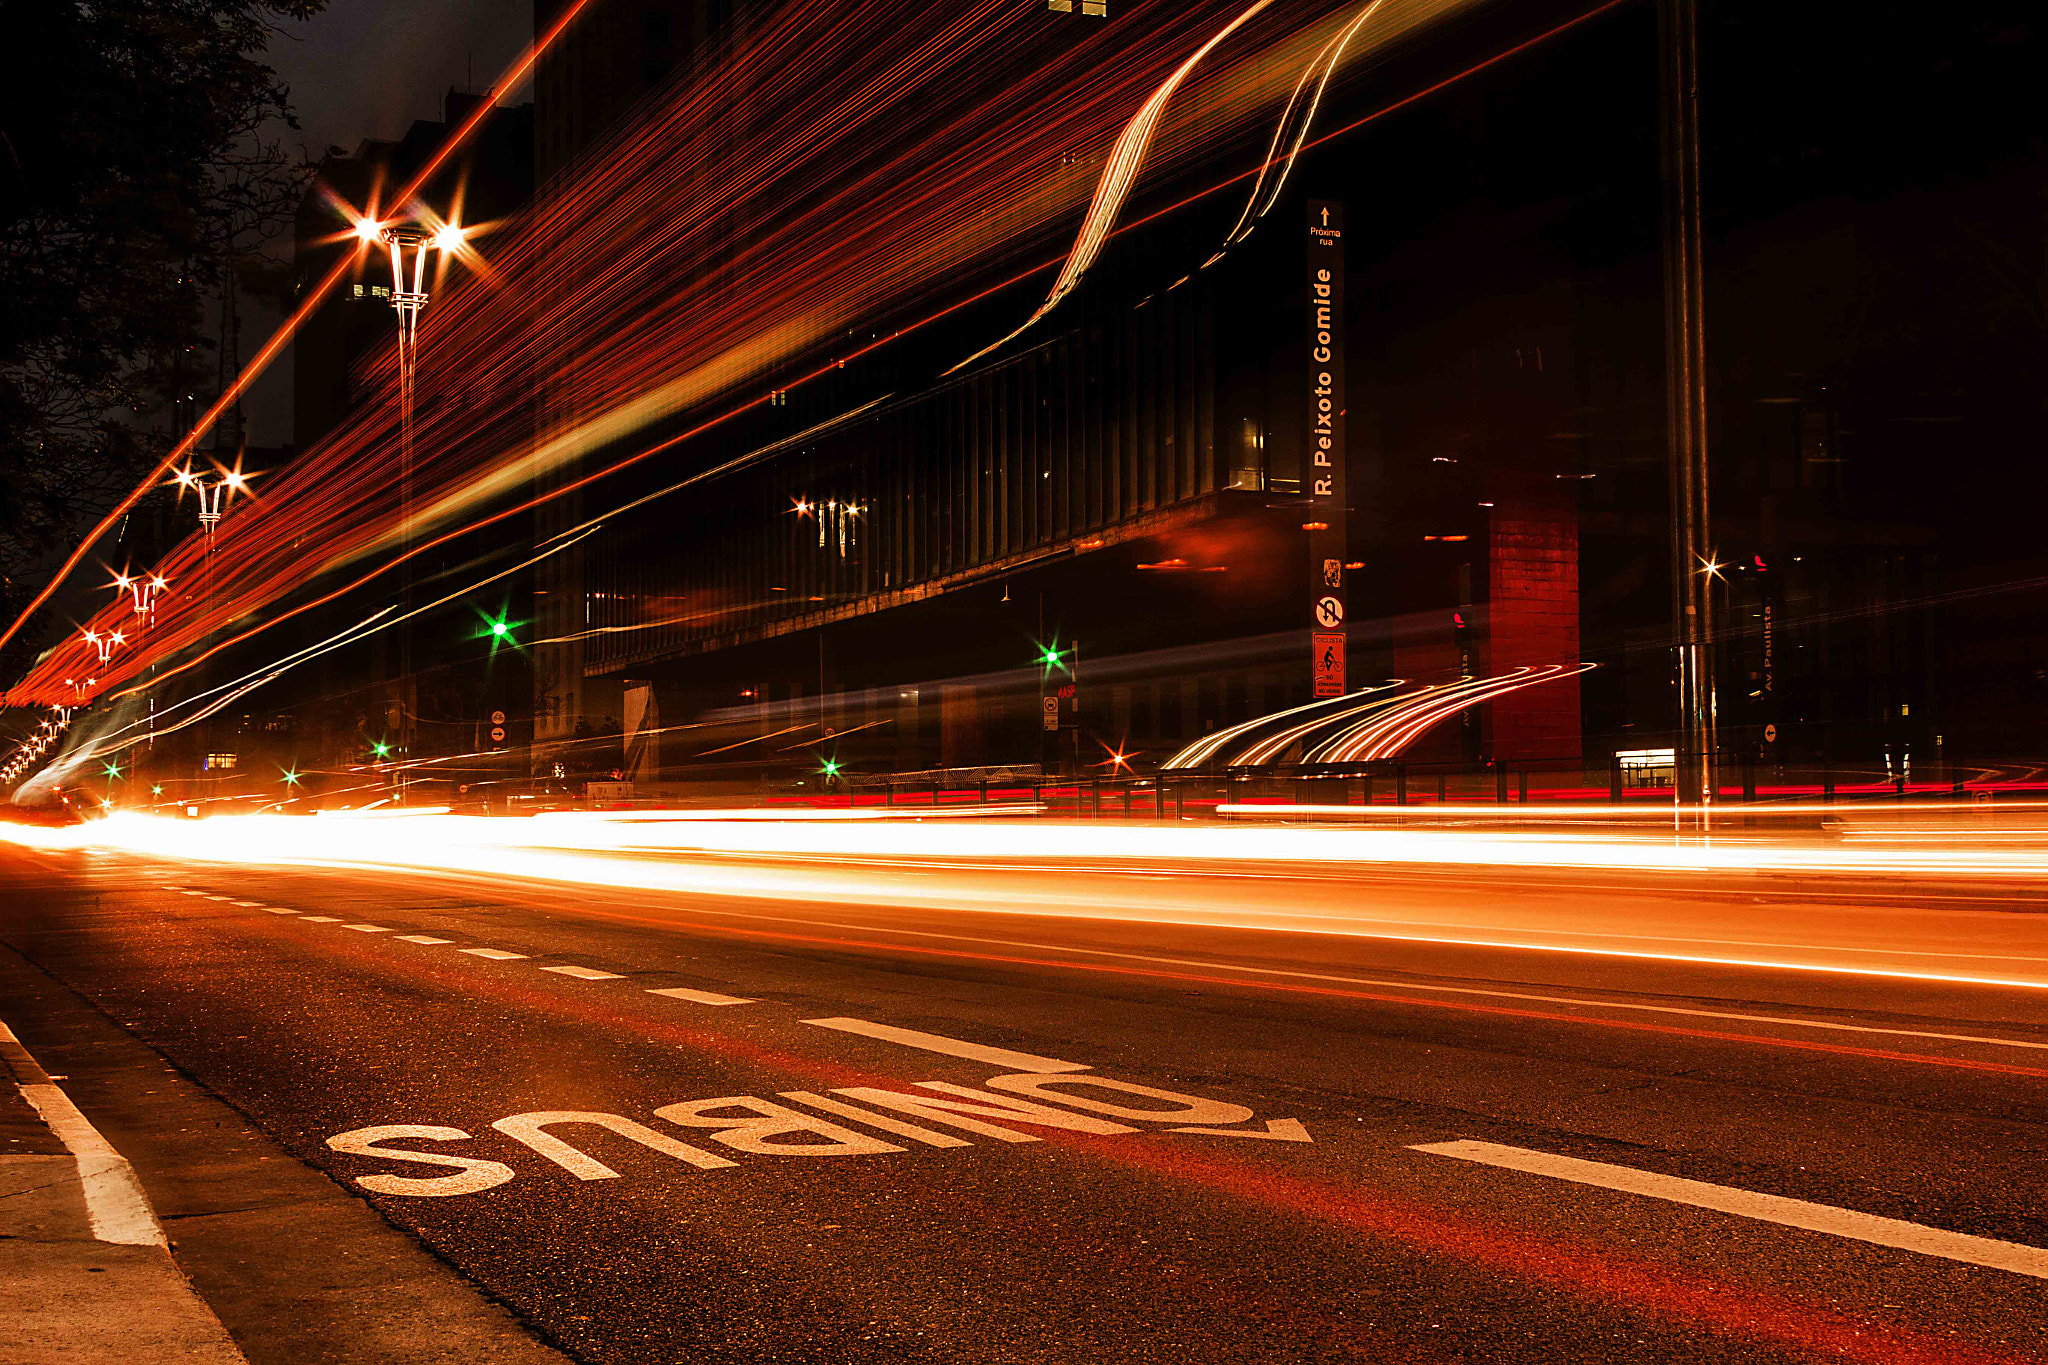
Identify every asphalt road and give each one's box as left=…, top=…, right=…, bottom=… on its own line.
left=4, top=839, right=2046, bottom=1365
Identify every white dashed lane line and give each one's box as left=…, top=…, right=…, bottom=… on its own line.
left=1412, top=1140, right=2048, bottom=1280
left=206, top=895, right=770, bottom=1005
left=647, top=987, right=755, bottom=1006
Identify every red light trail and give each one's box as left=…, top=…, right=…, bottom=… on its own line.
left=4, top=0, right=1626, bottom=726
left=0, top=0, right=602, bottom=662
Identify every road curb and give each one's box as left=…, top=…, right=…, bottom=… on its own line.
left=0, top=1017, right=247, bottom=1364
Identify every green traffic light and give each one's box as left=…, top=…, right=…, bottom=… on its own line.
left=103, top=762, right=120, bottom=778
left=283, top=770, right=300, bottom=785
left=372, top=741, right=390, bottom=757
left=490, top=619, right=510, bottom=638
left=820, top=759, right=841, bottom=777
left=150, top=784, right=162, bottom=796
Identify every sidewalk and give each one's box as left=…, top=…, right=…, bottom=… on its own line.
left=0, top=1019, right=245, bottom=1365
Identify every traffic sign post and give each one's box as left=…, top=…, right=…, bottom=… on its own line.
left=1306, top=201, right=1346, bottom=698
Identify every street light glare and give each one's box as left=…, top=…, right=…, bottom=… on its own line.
left=433, top=223, right=465, bottom=253
left=353, top=218, right=382, bottom=243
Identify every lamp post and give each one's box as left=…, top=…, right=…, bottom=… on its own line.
left=173, top=467, right=245, bottom=534
left=112, top=570, right=168, bottom=623
left=355, top=215, right=464, bottom=801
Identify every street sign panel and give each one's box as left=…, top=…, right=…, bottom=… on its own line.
left=1313, top=633, right=1346, bottom=698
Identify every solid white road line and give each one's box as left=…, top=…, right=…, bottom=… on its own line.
left=263, top=908, right=298, bottom=915
left=399, top=935, right=453, bottom=945
left=647, top=987, right=755, bottom=1006
left=541, top=965, right=621, bottom=980
left=300, top=915, right=341, bottom=923
left=1412, top=1139, right=2048, bottom=1280
left=461, top=948, right=528, bottom=961
left=1, top=1022, right=163, bottom=1247
left=802, top=1017, right=1087, bottom=1073
left=344, top=924, right=391, bottom=933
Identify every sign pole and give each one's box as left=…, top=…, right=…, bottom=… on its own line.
left=1307, top=201, right=1348, bottom=702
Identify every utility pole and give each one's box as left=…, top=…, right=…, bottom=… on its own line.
left=1660, top=0, right=1715, bottom=823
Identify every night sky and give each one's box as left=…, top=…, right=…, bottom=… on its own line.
left=245, top=0, right=532, bottom=446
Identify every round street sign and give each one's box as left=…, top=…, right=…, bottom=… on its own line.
left=490, top=709, right=507, bottom=726
left=490, top=727, right=506, bottom=743
left=1314, top=596, right=1345, bottom=628
left=1763, top=723, right=1777, bottom=743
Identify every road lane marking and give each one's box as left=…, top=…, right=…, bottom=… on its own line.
left=399, top=935, right=453, bottom=945
left=541, top=965, right=622, bottom=980
left=556, top=900, right=2048, bottom=1056
left=802, top=1017, right=1087, bottom=1073
left=230, top=900, right=264, bottom=907
left=345, top=923, right=392, bottom=933
left=300, top=915, right=342, bottom=923
left=1173, top=1118, right=1312, bottom=1141
left=619, top=908, right=2048, bottom=1073
left=647, top=986, right=755, bottom=1006
left=2, top=1022, right=164, bottom=1246
left=1411, top=1140, right=2048, bottom=1280
left=263, top=908, right=298, bottom=915
left=179, top=890, right=206, bottom=897
left=323, top=1069, right=1285, bottom=1195
left=779, top=1091, right=973, bottom=1147
left=461, top=948, right=529, bottom=961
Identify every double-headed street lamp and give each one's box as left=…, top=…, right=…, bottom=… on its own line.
left=173, top=465, right=247, bottom=534
left=351, top=212, right=466, bottom=798
left=112, top=570, right=168, bottom=623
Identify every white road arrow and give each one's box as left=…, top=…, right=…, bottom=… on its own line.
left=1170, top=1118, right=1311, bottom=1142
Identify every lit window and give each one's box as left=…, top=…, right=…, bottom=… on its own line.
left=1081, top=0, right=1106, bottom=12
left=371, top=285, right=389, bottom=298
left=352, top=283, right=364, bottom=297
left=205, top=752, right=238, bottom=771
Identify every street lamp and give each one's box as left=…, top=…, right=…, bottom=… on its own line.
left=172, top=466, right=246, bottom=534
left=356, top=214, right=465, bottom=801
left=82, top=628, right=123, bottom=665
left=112, top=570, right=169, bottom=623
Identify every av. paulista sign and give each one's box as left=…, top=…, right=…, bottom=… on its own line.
left=1307, top=201, right=1346, bottom=698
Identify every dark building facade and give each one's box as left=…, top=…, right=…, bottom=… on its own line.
left=516, top=0, right=2045, bottom=792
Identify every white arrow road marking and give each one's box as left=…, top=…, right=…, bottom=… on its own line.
left=1412, top=1140, right=2048, bottom=1280
left=803, top=1017, right=1087, bottom=1073
left=648, top=987, right=754, bottom=1005
left=1172, top=1118, right=1312, bottom=1141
